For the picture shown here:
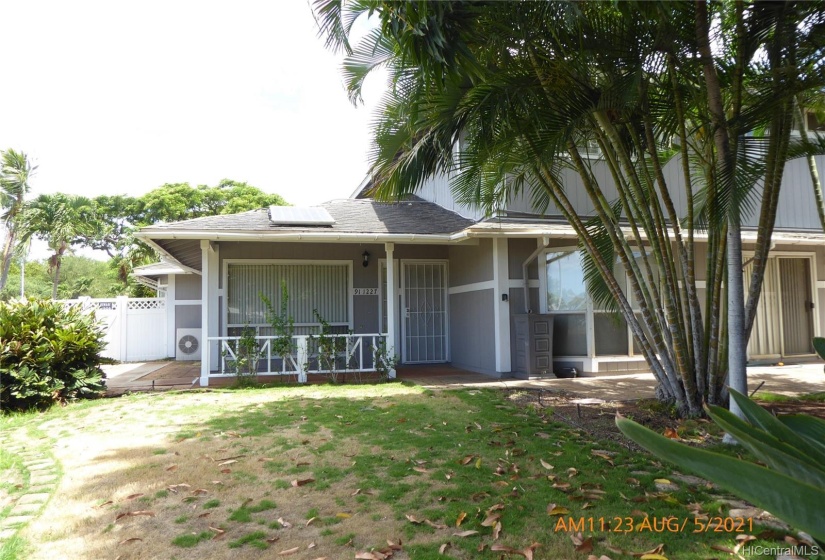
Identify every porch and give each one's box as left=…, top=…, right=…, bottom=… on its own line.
left=103, top=361, right=825, bottom=400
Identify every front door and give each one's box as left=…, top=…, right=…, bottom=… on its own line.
left=779, top=258, right=814, bottom=355
left=402, top=261, right=448, bottom=363
left=746, top=256, right=815, bottom=358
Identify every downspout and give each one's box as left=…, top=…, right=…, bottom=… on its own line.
left=522, top=237, right=550, bottom=313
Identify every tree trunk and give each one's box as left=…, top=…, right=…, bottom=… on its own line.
left=796, top=99, right=825, bottom=232
left=0, top=227, right=16, bottom=291
left=696, top=0, right=747, bottom=418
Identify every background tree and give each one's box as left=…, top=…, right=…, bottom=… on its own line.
left=19, top=194, right=96, bottom=299
left=0, top=149, right=35, bottom=291
left=315, top=0, right=825, bottom=416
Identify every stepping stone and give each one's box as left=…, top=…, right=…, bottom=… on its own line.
left=0, top=528, right=18, bottom=540
left=8, top=504, right=39, bottom=516
left=654, top=480, right=680, bottom=492
left=1, top=516, right=34, bottom=527
left=28, top=486, right=55, bottom=494
left=28, top=463, right=55, bottom=471
left=17, top=493, right=50, bottom=505
left=670, top=473, right=717, bottom=488
left=29, top=475, right=58, bottom=485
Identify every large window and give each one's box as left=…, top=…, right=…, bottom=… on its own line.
left=545, top=249, right=635, bottom=357
left=226, top=262, right=350, bottom=336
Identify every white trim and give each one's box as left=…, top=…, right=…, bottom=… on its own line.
left=221, top=259, right=355, bottom=336
left=817, top=280, right=825, bottom=290
left=448, top=280, right=495, bottom=295
left=400, top=259, right=450, bottom=363
left=508, top=279, right=539, bottom=289
left=166, top=275, right=176, bottom=358
left=493, top=238, right=512, bottom=373
left=174, top=299, right=202, bottom=305
left=384, top=245, right=398, bottom=377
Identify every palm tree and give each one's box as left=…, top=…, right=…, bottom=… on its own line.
left=314, top=0, right=825, bottom=416
left=19, top=194, right=96, bottom=299
left=0, top=149, right=36, bottom=291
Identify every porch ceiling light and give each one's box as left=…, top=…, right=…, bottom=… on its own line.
left=362, top=250, right=370, bottom=267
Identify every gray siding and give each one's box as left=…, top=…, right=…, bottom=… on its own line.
left=416, top=173, right=485, bottom=220
left=501, top=154, right=825, bottom=232
left=508, top=239, right=541, bottom=280
left=449, top=289, right=497, bottom=374
left=176, top=275, right=202, bottom=300
left=175, top=305, right=201, bottom=330
left=448, top=239, right=493, bottom=285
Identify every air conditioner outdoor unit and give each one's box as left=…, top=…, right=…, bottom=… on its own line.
left=176, top=328, right=202, bottom=361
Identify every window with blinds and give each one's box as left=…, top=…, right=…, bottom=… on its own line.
left=227, top=263, right=350, bottom=335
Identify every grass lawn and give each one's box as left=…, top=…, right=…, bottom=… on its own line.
left=0, top=383, right=806, bottom=559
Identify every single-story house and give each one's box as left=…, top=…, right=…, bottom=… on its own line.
left=134, top=157, right=825, bottom=386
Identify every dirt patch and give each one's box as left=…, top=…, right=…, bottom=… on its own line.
left=505, top=388, right=825, bottom=449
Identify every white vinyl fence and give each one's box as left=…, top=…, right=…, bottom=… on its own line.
left=60, top=297, right=168, bottom=362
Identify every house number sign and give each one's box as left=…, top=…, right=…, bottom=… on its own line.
left=353, top=288, right=379, bottom=296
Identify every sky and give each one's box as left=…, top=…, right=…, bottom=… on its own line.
left=0, top=1, right=383, bottom=221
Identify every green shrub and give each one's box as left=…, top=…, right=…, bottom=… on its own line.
left=0, top=298, right=107, bottom=411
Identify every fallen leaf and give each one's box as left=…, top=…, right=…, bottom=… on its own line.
left=124, top=494, right=143, bottom=500
left=352, top=489, right=361, bottom=496
left=460, top=455, right=475, bottom=465
left=115, top=511, right=156, bottom=522
left=165, top=465, right=178, bottom=472
left=412, top=466, right=430, bottom=474
left=456, top=512, right=467, bottom=527
left=291, top=478, right=315, bottom=487
left=209, top=526, right=225, bottom=539
left=535, top=432, right=551, bottom=439
left=405, top=514, right=423, bottom=524
left=481, top=513, right=501, bottom=527
left=663, top=428, right=681, bottom=440
left=94, top=500, right=113, bottom=509
left=306, top=517, right=317, bottom=526
left=118, top=538, right=142, bottom=545
left=439, top=543, right=451, bottom=554
left=492, top=521, right=502, bottom=540
left=278, top=547, right=300, bottom=555
left=540, top=459, right=555, bottom=470
left=653, top=478, right=671, bottom=485
left=218, top=459, right=237, bottom=466
left=452, top=530, right=479, bottom=537
left=220, top=468, right=231, bottom=474
left=277, top=517, right=292, bottom=528
left=575, top=537, right=594, bottom=553
left=216, top=454, right=246, bottom=462
left=192, top=489, right=208, bottom=495
left=547, top=504, right=570, bottom=516
left=266, top=536, right=281, bottom=544
left=425, top=519, right=448, bottom=530
left=336, top=513, right=351, bottom=519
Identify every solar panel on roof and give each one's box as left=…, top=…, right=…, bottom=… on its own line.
left=268, top=206, right=336, bottom=226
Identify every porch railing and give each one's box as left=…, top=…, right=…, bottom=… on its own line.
left=204, top=333, right=391, bottom=383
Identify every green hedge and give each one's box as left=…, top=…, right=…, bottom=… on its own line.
left=1, top=299, right=107, bottom=412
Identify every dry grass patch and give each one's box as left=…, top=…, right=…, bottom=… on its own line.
left=3, top=383, right=799, bottom=559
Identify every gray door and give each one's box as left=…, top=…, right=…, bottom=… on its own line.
left=402, top=262, right=447, bottom=363
left=779, top=258, right=814, bottom=355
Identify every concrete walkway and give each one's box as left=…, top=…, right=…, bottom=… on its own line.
left=405, top=363, right=825, bottom=401
left=103, top=360, right=825, bottom=401
left=104, top=361, right=199, bottom=395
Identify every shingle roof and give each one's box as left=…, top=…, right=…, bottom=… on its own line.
left=140, top=197, right=476, bottom=236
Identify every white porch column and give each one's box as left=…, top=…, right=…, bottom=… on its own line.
left=166, top=275, right=176, bottom=358
left=385, top=242, right=398, bottom=379
left=200, top=240, right=220, bottom=385
left=493, top=238, right=512, bottom=373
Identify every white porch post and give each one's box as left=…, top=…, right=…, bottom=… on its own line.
left=385, top=242, right=398, bottom=378
left=200, top=240, right=219, bottom=386
left=493, top=238, right=512, bottom=374
left=166, top=275, right=176, bottom=358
